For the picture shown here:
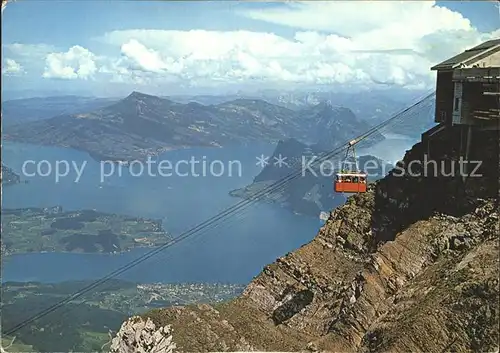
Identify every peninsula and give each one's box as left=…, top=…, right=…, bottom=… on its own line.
left=1, top=207, right=171, bottom=255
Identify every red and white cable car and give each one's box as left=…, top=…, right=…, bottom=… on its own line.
left=334, top=172, right=367, bottom=193
left=334, top=139, right=368, bottom=193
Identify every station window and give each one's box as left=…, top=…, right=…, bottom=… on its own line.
left=454, top=97, right=460, bottom=111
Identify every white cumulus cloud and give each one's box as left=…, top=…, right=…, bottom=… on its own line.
left=120, top=39, right=170, bottom=73
left=43, top=46, right=97, bottom=80
left=36, top=1, right=498, bottom=90
left=241, top=1, right=475, bottom=37
left=2, top=58, right=25, bottom=75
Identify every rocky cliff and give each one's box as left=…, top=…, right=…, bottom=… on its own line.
left=110, top=126, right=499, bottom=352
left=110, top=316, right=176, bottom=353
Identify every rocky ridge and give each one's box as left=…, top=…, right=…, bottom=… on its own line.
left=4, top=92, right=382, bottom=162
left=110, top=126, right=499, bottom=352
left=110, top=317, right=176, bottom=353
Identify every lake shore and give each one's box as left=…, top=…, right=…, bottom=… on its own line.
left=1, top=206, right=171, bottom=256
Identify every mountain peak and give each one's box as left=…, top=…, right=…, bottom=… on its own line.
left=220, top=97, right=295, bottom=109
left=126, top=91, right=160, bottom=101
left=317, top=100, right=333, bottom=107
left=315, top=100, right=343, bottom=111
left=310, top=101, right=354, bottom=119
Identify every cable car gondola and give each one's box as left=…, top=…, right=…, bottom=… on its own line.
left=334, top=139, right=367, bottom=193
left=334, top=172, right=367, bottom=193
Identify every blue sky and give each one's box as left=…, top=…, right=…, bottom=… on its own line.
left=3, top=2, right=297, bottom=46
left=2, top=1, right=499, bottom=97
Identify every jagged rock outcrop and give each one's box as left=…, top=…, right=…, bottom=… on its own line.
left=111, top=127, right=498, bottom=352
left=110, top=316, right=176, bottom=353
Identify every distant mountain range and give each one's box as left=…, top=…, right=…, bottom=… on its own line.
left=230, top=138, right=393, bottom=217
left=4, top=91, right=383, bottom=162
left=170, top=90, right=436, bottom=138
left=2, top=96, right=119, bottom=126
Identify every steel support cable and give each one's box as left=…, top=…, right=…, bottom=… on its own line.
left=4, top=91, right=435, bottom=335
left=267, top=90, right=435, bottom=171
left=44, top=202, right=265, bottom=335
left=4, top=92, right=435, bottom=335
left=148, top=91, right=435, bottom=262
left=4, top=141, right=354, bottom=334
left=28, top=94, right=436, bottom=334
left=156, top=96, right=433, bottom=247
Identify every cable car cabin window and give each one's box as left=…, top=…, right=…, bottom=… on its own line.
left=334, top=173, right=368, bottom=193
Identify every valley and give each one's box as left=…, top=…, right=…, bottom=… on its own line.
left=2, top=279, right=244, bottom=352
